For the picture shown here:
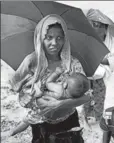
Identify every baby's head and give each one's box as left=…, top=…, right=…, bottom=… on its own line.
left=64, top=72, right=89, bottom=98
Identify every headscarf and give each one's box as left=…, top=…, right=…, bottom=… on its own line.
left=33, top=14, right=71, bottom=86
left=86, top=9, right=114, bottom=25
left=87, top=9, right=114, bottom=70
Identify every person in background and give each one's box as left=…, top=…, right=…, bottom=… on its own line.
left=87, top=9, right=114, bottom=143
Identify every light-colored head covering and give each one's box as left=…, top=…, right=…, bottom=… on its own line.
left=86, top=9, right=114, bottom=57
left=33, top=14, right=71, bottom=85
left=87, top=9, right=114, bottom=25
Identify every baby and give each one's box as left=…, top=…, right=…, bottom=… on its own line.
left=2, top=68, right=89, bottom=138
left=19, top=67, right=89, bottom=109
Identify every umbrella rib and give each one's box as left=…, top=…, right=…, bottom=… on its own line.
left=68, top=28, right=93, bottom=38
left=2, top=13, right=37, bottom=25
left=74, top=51, right=89, bottom=68
left=1, top=31, right=34, bottom=41
left=68, top=28, right=87, bottom=35
left=60, top=9, right=70, bottom=16
left=31, top=1, right=44, bottom=17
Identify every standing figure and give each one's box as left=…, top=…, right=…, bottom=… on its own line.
left=87, top=9, right=114, bottom=143
left=7, top=14, right=91, bottom=143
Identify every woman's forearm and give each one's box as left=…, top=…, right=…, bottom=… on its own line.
left=40, top=95, right=91, bottom=119
left=39, top=95, right=91, bottom=114
left=58, top=95, right=91, bottom=108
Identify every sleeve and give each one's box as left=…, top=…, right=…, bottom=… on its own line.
left=9, top=53, right=34, bottom=92
left=108, top=53, right=114, bottom=71
left=89, top=54, right=114, bottom=80
left=89, top=64, right=106, bottom=80
left=90, top=53, right=114, bottom=80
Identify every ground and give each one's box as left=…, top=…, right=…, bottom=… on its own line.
left=1, top=61, right=114, bottom=143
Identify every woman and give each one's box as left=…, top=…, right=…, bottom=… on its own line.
left=85, top=8, right=114, bottom=120
left=87, top=9, right=114, bottom=143
left=9, top=14, right=90, bottom=143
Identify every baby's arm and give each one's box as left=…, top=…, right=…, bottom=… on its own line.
left=45, top=67, right=63, bottom=95
left=46, top=67, right=63, bottom=83
left=34, top=82, right=43, bottom=98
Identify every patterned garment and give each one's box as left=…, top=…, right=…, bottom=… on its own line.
left=23, top=57, right=85, bottom=124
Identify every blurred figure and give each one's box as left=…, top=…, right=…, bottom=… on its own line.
left=87, top=9, right=114, bottom=143
left=87, top=9, right=114, bottom=42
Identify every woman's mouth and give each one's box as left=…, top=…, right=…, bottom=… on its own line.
left=50, top=49, right=57, bottom=51
left=50, top=47, right=58, bottom=51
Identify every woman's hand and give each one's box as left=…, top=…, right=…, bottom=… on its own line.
left=37, top=94, right=91, bottom=114
left=37, top=96, right=61, bottom=108
left=37, top=96, right=61, bottom=114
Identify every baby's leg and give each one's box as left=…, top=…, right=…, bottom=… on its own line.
left=1, top=121, right=29, bottom=140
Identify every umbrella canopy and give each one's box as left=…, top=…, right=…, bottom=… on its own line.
left=1, top=1, right=109, bottom=76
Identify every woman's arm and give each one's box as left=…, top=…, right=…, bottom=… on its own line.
left=88, top=64, right=106, bottom=80
left=39, top=94, right=91, bottom=115
left=46, top=67, right=63, bottom=83
left=9, top=53, right=35, bottom=92
left=57, top=94, right=91, bottom=108
left=108, top=54, right=114, bottom=71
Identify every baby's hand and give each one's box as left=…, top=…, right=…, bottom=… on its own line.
left=34, top=83, right=42, bottom=97
left=55, top=67, right=64, bottom=74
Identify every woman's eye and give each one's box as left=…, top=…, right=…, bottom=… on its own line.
left=57, top=36, right=64, bottom=41
left=92, top=21, right=101, bottom=28
left=46, top=36, right=52, bottom=40
left=57, top=37, right=61, bottom=40
left=93, top=22, right=99, bottom=27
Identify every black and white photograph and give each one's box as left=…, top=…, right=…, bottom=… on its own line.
left=1, top=1, right=114, bottom=143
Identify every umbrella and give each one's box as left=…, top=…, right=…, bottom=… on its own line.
left=1, top=1, right=109, bottom=77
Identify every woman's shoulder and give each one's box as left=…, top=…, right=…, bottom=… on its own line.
left=70, top=56, right=85, bottom=74
left=25, top=52, right=37, bottom=69
left=71, top=56, right=81, bottom=64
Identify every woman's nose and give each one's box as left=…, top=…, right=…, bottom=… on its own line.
left=51, top=38, right=57, bottom=45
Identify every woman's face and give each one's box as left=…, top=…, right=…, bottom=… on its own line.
left=43, top=26, right=65, bottom=55
left=90, top=20, right=108, bottom=41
